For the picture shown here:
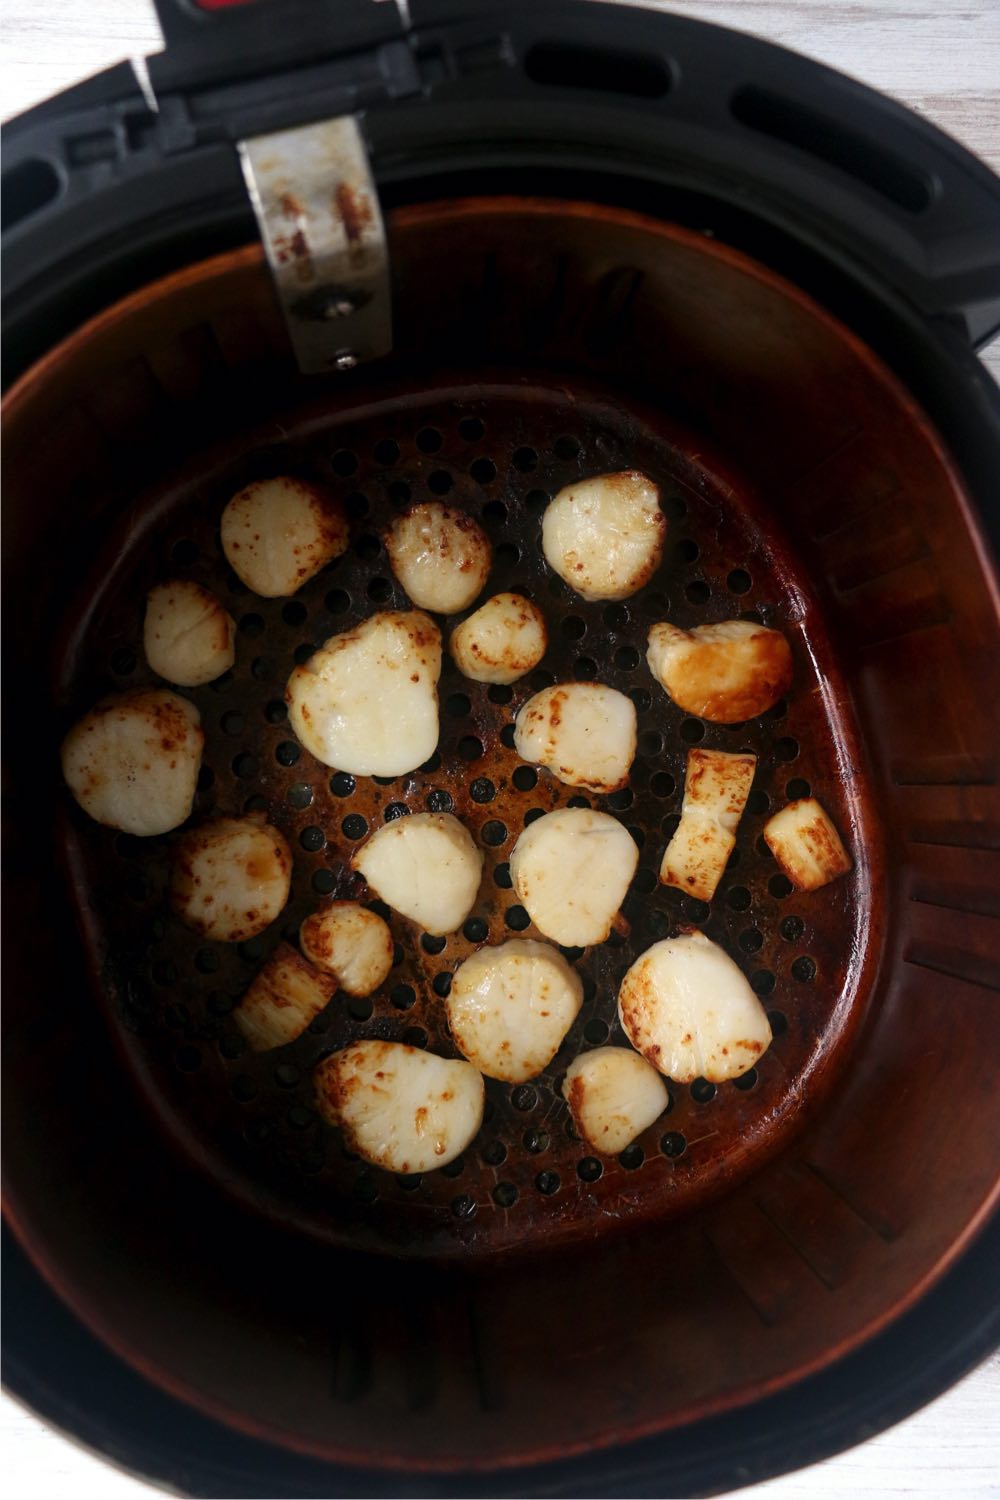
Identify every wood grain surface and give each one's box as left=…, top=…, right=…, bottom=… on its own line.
left=1, top=2, right=998, bottom=1497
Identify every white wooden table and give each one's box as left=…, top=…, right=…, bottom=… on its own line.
left=2, top=3, right=998, bottom=1496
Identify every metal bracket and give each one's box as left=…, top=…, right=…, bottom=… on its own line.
left=238, top=116, right=391, bottom=374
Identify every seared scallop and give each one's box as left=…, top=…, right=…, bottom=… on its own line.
left=447, top=939, right=583, bottom=1083
left=646, top=619, right=793, bottom=722
left=299, top=902, right=394, bottom=996
left=542, top=471, right=666, bottom=602
left=61, top=688, right=203, bottom=837
left=352, top=812, right=483, bottom=935
left=286, top=610, right=441, bottom=776
left=509, top=807, right=638, bottom=947
left=513, top=682, right=636, bottom=793
left=170, top=815, right=292, bottom=942
left=618, top=931, right=772, bottom=1083
left=450, top=592, right=548, bottom=684
left=314, top=1040, right=484, bottom=1174
left=386, top=502, right=492, bottom=614
left=234, top=943, right=335, bottom=1051
left=660, top=748, right=757, bottom=902
left=143, top=579, right=235, bottom=687
left=220, top=476, right=348, bottom=597
left=562, top=1047, right=669, bottom=1155
left=764, top=797, right=852, bottom=891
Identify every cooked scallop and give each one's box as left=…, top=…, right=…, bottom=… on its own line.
left=447, top=939, right=583, bottom=1083
left=61, top=688, right=203, bottom=837
left=234, top=943, right=335, bottom=1051
left=542, top=471, right=666, bottom=602
left=286, top=610, right=441, bottom=775
left=220, top=476, right=348, bottom=598
left=660, top=748, right=757, bottom=902
left=314, top=1040, right=484, bottom=1174
left=299, top=902, right=394, bottom=996
left=450, top=592, right=548, bottom=685
left=764, top=797, right=852, bottom=891
left=386, top=502, right=492, bottom=614
left=352, top=812, right=483, bottom=935
left=170, top=815, right=292, bottom=942
left=646, top=619, right=793, bottom=722
left=143, top=579, right=235, bottom=687
left=509, top=807, right=638, bottom=947
left=618, top=931, right=772, bottom=1083
left=562, top=1047, right=669, bottom=1155
left=513, top=682, right=636, bottom=793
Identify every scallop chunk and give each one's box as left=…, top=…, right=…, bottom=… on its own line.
left=61, top=688, right=203, bottom=837
left=618, top=931, right=772, bottom=1083
left=286, top=610, right=441, bottom=775
left=450, top=592, right=548, bottom=685
left=513, top=683, right=636, bottom=793
left=315, top=1041, right=484, bottom=1174
left=352, top=812, right=482, bottom=935
left=542, top=471, right=665, bottom=602
left=447, top=939, right=583, bottom=1083
left=300, top=902, right=394, bottom=996
left=646, top=619, right=793, bottom=722
left=143, top=579, right=235, bottom=687
left=170, top=815, right=292, bottom=942
left=764, top=798, right=851, bottom=891
left=386, top=502, right=492, bottom=614
left=562, top=1047, right=669, bottom=1155
left=509, top=807, right=638, bottom=947
left=221, top=476, right=348, bottom=598
left=234, top=943, right=334, bottom=1051
left=660, top=748, right=757, bottom=902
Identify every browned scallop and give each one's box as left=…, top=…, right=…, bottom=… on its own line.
left=60, top=688, right=203, bottom=837
left=234, top=943, right=335, bottom=1051
left=143, top=578, right=235, bottom=687
left=659, top=748, right=757, bottom=902
left=299, top=902, right=394, bottom=996
left=646, top=619, right=793, bottom=722
left=385, top=502, right=492, bottom=614
left=764, top=798, right=852, bottom=891
left=449, top=592, right=547, bottom=684
left=562, top=1047, right=669, bottom=1154
left=170, top=815, right=292, bottom=942
left=542, top=471, right=666, bottom=601
left=220, top=476, right=348, bottom=597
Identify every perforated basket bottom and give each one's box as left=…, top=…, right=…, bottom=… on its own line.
left=60, top=376, right=874, bottom=1259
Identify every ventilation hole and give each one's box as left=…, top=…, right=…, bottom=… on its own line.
left=483, top=499, right=507, bottom=526
left=764, top=697, right=788, bottom=721
left=661, top=1131, right=686, bottom=1158
left=496, top=542, right=520, bottom=568
left=446, top=692, right=471, bottom=719
left=620, top=1144, right=644, bottom=1170
left=724, top=568, right=751, bottom=595
left=629, top=688, right=652, bottom=712
left=505, top=905, right=530, bottom=931
left=232, top=752, right=259, bottom=779
left=523, top=808, right=546, bottom=827
left=330, top=772, right=356, bottom=798
left=355, top=1176, right=379, bottom=1205
left=343, top=994, right=372, bottom=1023
left=367, top=577, right=393, bottom=603
left=421, top=752, right=442, bottom=773
left=727, top=886, right=752, bottom=912
left=312, top=869, right=335, bottom=894
left=243, top=794, right=267, bottom=815
left=577, top=1156, right=603, bottom=1182
left=533, top=1170, right=558, bottom=1196
left=442, top=1155, right=465, bottom=1178
left=561, top=615, right=586, bottom=641
left=426, top=788, right=453, bottom=813
left=383, top=802, right=410, bottom=823
left=645, top=909, right=671, bottom=940
left=615, top=646, right=640, bottom=670
left=232, top=1075, right=257, bottom=1102
left=554, top=434, right=581, bottom=459
left=332, top=449, right=357, bottom=476
left=490, top=1181, right=516, bottom=1208
left=775, top=736, right=800, bottom=761
left=512, top=766, right=537, bottom=792
left=388, top=480, right=411, bottom=506
left=372, top=773, right=395, bottom=787
left=739, top=928, right=764, bottom=954
left=574, top=656, right=598, bottom=680
left=402, top=1026, right=427, bottom=1048
left=471, top=457, right=497, bottom=485
left=684, top=580, right=710, bottom=606
left=374, top=437, right=400, bottom=465
left=567, top=795, right=590, bottom=809
left=679, top=718, right=705, bottom=744
left=482, top=1139, right=507, bottom=1166
left=341, top=814, right=368, bottom=840
left=433, top=971, right=453, bottom=998
left=275, top=740, right=301, bottom=767
left=427, top=470, right=453, bottom=495
left=493, top=862, right=512, bottom=889
left=752, top=969, right=776, bottom=996
left=747, top=789, right=770, bottom=815
left=604, top=789, right=632, bottom=814
left=458, top=736, right=484, bottom=761
left=218, top=1028, right=243, bottom=1057
left=780, top=915, right=804, bottom=942
left=467, top=778, right=494, bottom=806
left=299, top=826, right=325, bottom=852
left=511, top=1085, right=537, bottom=1112
left=792, top=955, right=817, bottom=983
left=239, top=612, right=265, bottom=638
left=690, top=1077, right=716, bottom=1104
left=769, top=873, right=794, bottom=899
left=500, top=724, right=518, bottom=749
left=525, top=488, right=549, bottom=514
left=604, top=603, right=629, bottom=629
left=282, top=601, right=308, bottom=627
left=768, top=1009, right=788, bottom=1037
left=677, top=538, right=699, bottom=563
left=459, top=416, right=485, bottom=441
left=421, top=933, right=446, bottom=956
left=463, top=916, right=488, bottom=944
left=488, top=684, right=512, bottom=705
left=650, top=772, right=675, bottom=799
left=195, top=948, right=220, bottom=975
left=416, top=426, right=442, bottom=454
left=785, top=777, right=811, bottom=800
left=355, top=533, right=381, bottom=562
left=584, top=1018, right=609, bottom=1044
left=325, top=588, right=351, bottom=615
left=733, top=1067, right=758, bottom=1091
left=634, top=867, right=658, bottom=895
left=390, top=983, right=415, bottom=1010
left=264, top=699, right=287, bottom=725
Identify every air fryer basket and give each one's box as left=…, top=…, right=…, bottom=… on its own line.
left=3, top=1, right=1000, bottom=1493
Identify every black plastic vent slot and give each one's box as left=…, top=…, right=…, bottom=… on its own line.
left=2, top=158, right=62, bottom=229
left=525, top=40, right=670, bottom=99
left=732, top=85, right=933, bottom=213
